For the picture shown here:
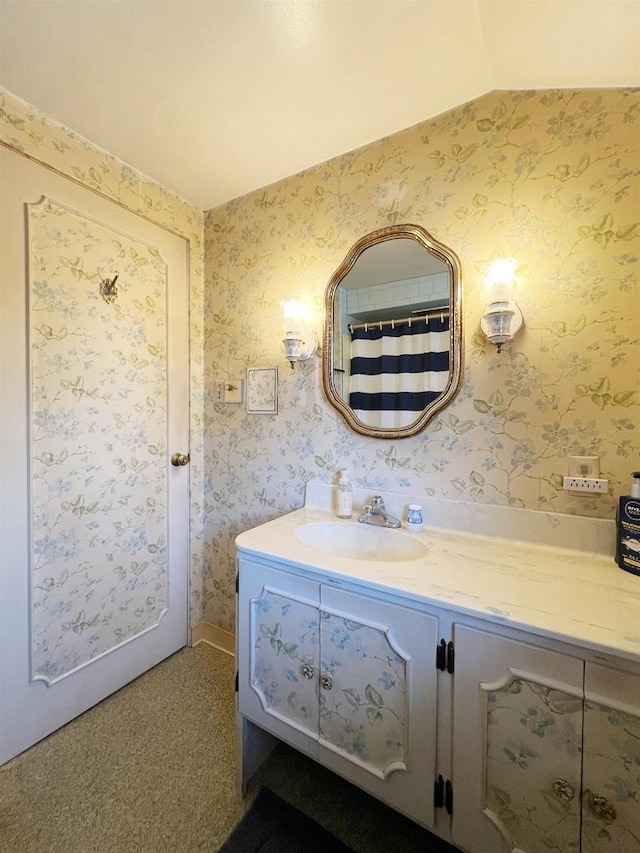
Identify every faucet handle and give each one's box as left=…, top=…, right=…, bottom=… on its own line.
left=358, top=504, right=373, bottom=522
left=371, top=495, right=385, bottom=508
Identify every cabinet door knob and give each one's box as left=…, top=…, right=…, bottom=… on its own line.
left=300, top=664, right=314, bottom=680
left=587, top=792, right=617, bottom=823
left=171, top=452, right=190, bottom=467
left=552, top=779, right=575, bottom=801
left=320, top=674, right=333, bottom=691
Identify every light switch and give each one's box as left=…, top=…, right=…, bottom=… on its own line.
left=225, top=380, right=244, bottom=404
left=215, top=379, right=244, bottom=404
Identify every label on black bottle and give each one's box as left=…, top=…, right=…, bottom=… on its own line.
left=618, top=497, right=640, bottom=576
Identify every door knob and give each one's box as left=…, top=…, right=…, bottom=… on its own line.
left=171, top=452, right=190, bottom=467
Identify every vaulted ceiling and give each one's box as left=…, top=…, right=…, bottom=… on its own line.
left=1, top=0, right=638, bottom=209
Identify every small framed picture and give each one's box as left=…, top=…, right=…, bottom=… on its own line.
left=246, top=367, right=278, bottom=415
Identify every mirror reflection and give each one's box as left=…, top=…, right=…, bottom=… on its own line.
left=322, top=224, right=462, bottom=439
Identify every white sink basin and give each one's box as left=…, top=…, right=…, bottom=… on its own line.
left=295, top=522, right=427, bottom=562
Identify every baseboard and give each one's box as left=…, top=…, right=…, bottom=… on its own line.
left=191, top=621, right=235, bottom=656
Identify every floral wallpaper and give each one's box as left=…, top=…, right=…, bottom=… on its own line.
left=204, top=89, right=639, bottom=633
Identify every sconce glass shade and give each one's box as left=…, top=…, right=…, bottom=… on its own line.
left=481, top=299, right=524, bottom=351
left=483, top=258, right=518, bottom=302
left=280, top=298, right=317, bottom=370
left=282, top=327, right=317, bottom=370
left=481, top=258, right=523, bottom=352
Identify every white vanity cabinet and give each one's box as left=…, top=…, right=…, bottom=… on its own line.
left=452, top=626, right=640, bottom=853
left=236, top=557, right=439, bottom=827
left=235, top=488, right=640, bottom=853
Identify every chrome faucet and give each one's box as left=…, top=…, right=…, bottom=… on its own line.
left=358, top=495, right=401, bottom=529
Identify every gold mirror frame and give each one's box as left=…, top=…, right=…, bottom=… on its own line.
left=322, top=224, right=463, bottom=439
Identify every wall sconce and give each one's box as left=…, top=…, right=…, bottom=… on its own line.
left=281, top=299, right=318, bottom=371
left=480, top=258, right=524, bottom=353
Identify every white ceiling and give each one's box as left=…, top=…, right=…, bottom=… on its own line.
left=1, top=1, right=639, bottom=210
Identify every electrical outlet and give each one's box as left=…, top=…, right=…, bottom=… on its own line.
left=568, top=455, right=600, bottom=478
left=563, top=476, right=609, bottom=494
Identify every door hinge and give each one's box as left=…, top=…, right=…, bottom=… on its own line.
left=434, top=775, right=453, bottom=815
left=445, top=778, right=453, bottom=815
left=436, top=639, right=454, bottom=674
left=434, top=774, right=445, bottom=808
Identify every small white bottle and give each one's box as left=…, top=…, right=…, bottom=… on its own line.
left=406, top=504, right=424, bottom=532
left=336, top=470, right=353, bottom=519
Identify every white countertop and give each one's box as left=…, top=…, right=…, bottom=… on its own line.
left=235, top=484, right=640, bottom=665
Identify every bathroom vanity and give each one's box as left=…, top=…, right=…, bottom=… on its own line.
left=235, top=483, right=640, bottom=853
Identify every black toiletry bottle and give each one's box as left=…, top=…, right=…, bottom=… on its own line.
left=616, top=472, right=640, bottom=576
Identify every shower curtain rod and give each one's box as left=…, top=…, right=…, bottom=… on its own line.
left=348, top=305, right=450, bottom=333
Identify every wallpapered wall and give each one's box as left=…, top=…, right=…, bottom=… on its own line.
left=204, top=89, right=639, bottom=632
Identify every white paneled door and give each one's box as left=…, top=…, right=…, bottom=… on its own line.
left=0, top=149, right=190, bottom=763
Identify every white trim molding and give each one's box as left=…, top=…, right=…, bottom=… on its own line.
left=191, top=621, right=235, bottom=656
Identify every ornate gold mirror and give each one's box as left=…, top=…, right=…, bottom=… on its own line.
left=322, top=224, right=463, bottom=439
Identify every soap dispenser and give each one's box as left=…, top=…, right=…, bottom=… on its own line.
left=616, top=471, right=640, bottom=576
left=336, top=470, right=353, bottom=519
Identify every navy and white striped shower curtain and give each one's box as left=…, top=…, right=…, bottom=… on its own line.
left=349, top=316, right=450, bottom=429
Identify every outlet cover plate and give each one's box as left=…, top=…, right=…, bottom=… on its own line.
left=568, top=456, right=600, bottom=478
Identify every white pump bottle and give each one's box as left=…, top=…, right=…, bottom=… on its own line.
left=336, top=470, right=353, bottom=519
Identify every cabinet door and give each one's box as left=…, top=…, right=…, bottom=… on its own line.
left=583, top=663, right=640, bottom=853
left=453, top=626, right=584, bottom=853
left=320, top=585, right=439, bottom=827
left=238, top=559, right=320, bottom=748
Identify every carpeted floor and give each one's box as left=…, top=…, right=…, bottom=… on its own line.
left=0, top=644, right=240, bottom=853
left=0, top=644, right=462, bottom=853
